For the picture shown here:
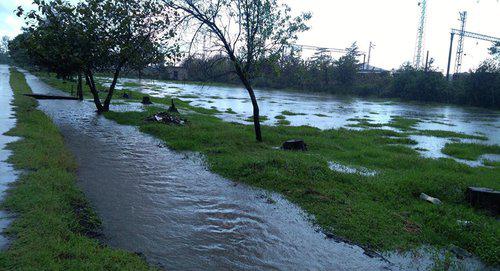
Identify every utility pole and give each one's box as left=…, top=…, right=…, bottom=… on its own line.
left=446, top=32, right=455, bottom=80
left=424, top=50, right=430, bottom=72
left=367, top=42, right=375, bottom=70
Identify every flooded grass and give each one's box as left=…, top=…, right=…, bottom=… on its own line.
left=38, top=73, right=500, bottom=266
left=416, top=130, right=488, bottom=141
left=281, top=110, right=306, bottom=116
left=276, top=119, right=291, bottom=126
left=388, top=116, right=421, bottom=131
left=314, top=113, right=329, bottom=117
left=225, top=108, right=237, bottom=114
left=442, top=142, right=500, bottom=161
left=103, top=94, right=500, bottom=266
left=0, top=70, right=152, bottom=270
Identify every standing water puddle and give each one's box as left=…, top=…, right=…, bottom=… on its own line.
left=328, top=161, right=378, bottom=176
left=23, top=71, right=492, bottom=270
left=0, top=65, right=19, bottom=250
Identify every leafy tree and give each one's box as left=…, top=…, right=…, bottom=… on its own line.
left=18, top=0, right=178, bottom=112
left=489, top=42, right=500, bottom=60
left=332, top=42, right=360, bottom=86
left=464, top=60, right=499, bottom=108
left=166, top=0, right=311, bottom=141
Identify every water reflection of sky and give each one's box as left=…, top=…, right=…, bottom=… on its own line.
left=99, top=77, right=500, bottom=166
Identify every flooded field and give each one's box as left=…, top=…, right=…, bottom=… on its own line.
left=0, top=65, right=18, bottom=250
left=100, top=77, right=500, bottom=167
left=13, top=70, right=492, bottom=270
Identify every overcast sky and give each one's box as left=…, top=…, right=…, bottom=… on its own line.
left=1, top=0, right=499, bottom=71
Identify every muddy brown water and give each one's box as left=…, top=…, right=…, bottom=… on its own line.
left=6, top=69, right=490, bottom=270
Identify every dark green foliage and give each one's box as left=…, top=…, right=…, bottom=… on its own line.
left=391, top=64, right=447, bottom=103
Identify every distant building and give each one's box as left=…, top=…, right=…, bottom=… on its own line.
left=358, top=64, right=388, bottom=74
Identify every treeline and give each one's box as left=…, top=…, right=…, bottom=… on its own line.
left=178, top=51, right=500, bottom=109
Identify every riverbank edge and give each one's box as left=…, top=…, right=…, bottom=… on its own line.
left=0, top=68, right=154, bottom=270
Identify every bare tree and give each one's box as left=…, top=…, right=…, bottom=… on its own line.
left=166, top=0, right=310, bottom=141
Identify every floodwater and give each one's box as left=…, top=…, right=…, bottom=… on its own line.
left=20, top=70, right=493, bottom=270
left=0, top=65, right=19, bottom=250
left=101, top=77, right=500, bottom=166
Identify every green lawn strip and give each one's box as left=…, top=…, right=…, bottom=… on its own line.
left=442, top=143, right=500, bottom=161
left=41, top=73, right=500, bottom=265
left=0, top=69, right=152, bottom=270
left=103, top=103, right=499, bottom=265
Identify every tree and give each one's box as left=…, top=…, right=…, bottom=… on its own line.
left=332, top=42, right=360, bottom=87
left=19, top=0, right=178, bottom=112
left=166, top=0, right=310, bottom=141
left=489, top=42, right=500, bottom=60
left=0, top=36, right=9, bottom=64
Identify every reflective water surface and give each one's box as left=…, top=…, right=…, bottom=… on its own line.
left=0, top=65, right=19, bottom=250
left=20, top=71, right=493, bottom=270
left=100, top=77, right=500, bottom=166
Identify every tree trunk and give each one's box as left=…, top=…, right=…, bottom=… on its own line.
left=238, top=73, right=262, bottom=142
left=85, top=70, right=104, bottom=112
left=102, top=64, right=123, bottom=112
left=77, top=73, right=83, bottom=101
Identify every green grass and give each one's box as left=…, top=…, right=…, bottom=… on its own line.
left=276, top=119, right=291, bottom=126
left=122, top=81, right=143, bottom=88
left=245, top=115, right=269, bottom=122
left=442, top=143, right=500, bottom=161
left=225, top=108, right=237, bottom=114
left=41, top=73, right=500, bottom=266
left=0, top=69, right=153, bottom=270
left=281, top=110, right=306, bottom=116
left=388, top=116, right=421, bottom=131
left=314, top=113, right=329, bottom=117
left=274, top=115, right=287, bottom=120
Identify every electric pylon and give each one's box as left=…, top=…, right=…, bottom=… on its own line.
left=454, top=11, right=467, bottom=74
left=413, top=0, right=427, bottom=69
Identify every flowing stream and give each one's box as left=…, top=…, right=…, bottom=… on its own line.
left=9, top=69, right=493, bottom=270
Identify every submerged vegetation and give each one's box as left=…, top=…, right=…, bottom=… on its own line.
left=0, top=70, right=151, bottom=270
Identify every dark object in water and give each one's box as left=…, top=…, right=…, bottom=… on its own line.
left=122, top=93, right=130, bottom=99
left=24, top=94, right=79, bottom=100
left=282, top=139, right=307, bottom=151
left=141, top=96, right=152, bottom=105
left=146, top=112, right=187, bottom=126
left=466, top=187, right=499, bottom=215
left=168, top=99, right=179, bottom=114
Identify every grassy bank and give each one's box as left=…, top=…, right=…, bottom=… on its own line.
left=0, top=69, right=152, bottom=270
left=38, top=73, right=500, bottom=266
